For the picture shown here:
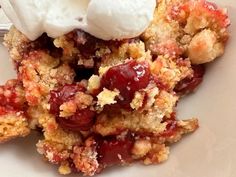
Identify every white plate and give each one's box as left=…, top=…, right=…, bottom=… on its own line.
left=0, top=0, right=236, bottom=176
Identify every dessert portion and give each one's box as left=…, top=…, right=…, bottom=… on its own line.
left=0, top=0, right=230, bottom=176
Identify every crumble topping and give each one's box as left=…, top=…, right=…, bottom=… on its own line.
left=97, top=88, right=120, bottom=108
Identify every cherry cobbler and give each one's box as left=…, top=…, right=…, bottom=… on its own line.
left=0, top=0, right=230, bottom=176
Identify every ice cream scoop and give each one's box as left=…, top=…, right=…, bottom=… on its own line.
left=0, top=0, right=156, bottom=41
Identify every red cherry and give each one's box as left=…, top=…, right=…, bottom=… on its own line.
left=49, top=84, right=95, bottom=131
left=161, top=120, right=178, bottom=137
left=49, top=84, right=84, bottom=115
left=96, top=136, right=134, bottom=166
left=101, top=60, right=150, bottom=109
left=57, top=108, right=95, bottom=131
left=0, top=81, right=26, bottom=113
left=174, top=65, right=205, bottom=95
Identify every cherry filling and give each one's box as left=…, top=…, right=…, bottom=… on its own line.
left=174, top=65, right=205, bottom=95
left=49, top=84, right=82, bottom=115
left=101, top=60, right=151, bottom=109
left=49, top=84, right=95, bottom=131
left=160, top=120, right=178, bottom=137
left=96, top=135, right=134, bottom=166
left=0, top=82, right=26, bottom=115
left=57, top=108, right=95, bottom=131
left=73, top=30, right=101, bottom=59
left=0, top=107, right=8, bottom=116
left=0, top=89, right=18, bottom=110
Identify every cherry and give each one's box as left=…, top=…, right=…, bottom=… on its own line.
left=49, top=84, right=84, bottom=115
left=101, top=60, right=150, bottom=109
left=49, top=84, right=95, bottom=131
left=0, top=81, right=26, bottom=112
left=160, top=120, right=178, bottom=137
left=96, top=136, right=134, bottom=166
left=0, top=107, right=8, bottom=116
left=174, top=65, right=205, bottom=95
left=73, top=30, right=100, bottom=59
left=57, top=108, right=95, bottom=131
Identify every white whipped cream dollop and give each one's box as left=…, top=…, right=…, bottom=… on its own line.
left=0, top=0, right=156, bottom=41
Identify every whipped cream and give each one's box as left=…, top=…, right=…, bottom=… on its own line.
left=0, top=0, right=156, bottom=41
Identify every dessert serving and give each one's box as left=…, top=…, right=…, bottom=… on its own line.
left=0, top=0, right=230, bottom=176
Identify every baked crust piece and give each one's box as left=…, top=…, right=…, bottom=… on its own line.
left=0, top=80, right=30, bottom=143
